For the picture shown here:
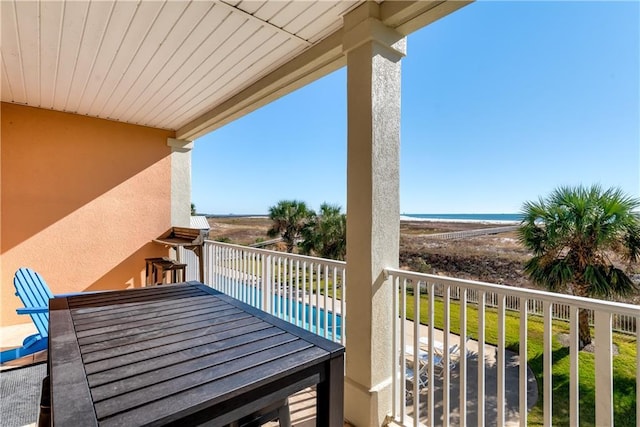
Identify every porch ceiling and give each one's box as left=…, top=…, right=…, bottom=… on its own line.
left=1, top=0, right=470, bottom=140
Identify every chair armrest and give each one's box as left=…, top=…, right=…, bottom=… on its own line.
left=17, top=307, right=48, bottom=314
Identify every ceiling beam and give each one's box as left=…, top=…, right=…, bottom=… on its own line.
left=381, top=0, right=473, bottom=35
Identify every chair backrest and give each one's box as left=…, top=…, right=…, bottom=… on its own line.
left=13, top=267, right=53, bottom=337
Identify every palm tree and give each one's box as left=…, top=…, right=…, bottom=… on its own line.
left=518, top=185, right=640, bottom=348
left=267, top=200, right=313, bottom=253
left=300, top=203, right=347, bottom=260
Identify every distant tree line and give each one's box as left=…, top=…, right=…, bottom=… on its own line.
left=267, top=200, right=346, bottom=261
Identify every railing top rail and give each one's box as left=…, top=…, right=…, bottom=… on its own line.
left=205, top=239, right=347, bottom=269
left=384, top=267, right=640, bottom=317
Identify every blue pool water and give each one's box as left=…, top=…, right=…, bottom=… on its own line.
left=217, top=280, right=342, bottom=341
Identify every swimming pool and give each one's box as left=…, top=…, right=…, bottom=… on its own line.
left=212, top=278, right=342, bottom=341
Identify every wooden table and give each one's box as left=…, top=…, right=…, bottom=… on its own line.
left=48, top=282, right=344, bottom=426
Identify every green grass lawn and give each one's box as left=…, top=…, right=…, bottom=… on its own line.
left=404, top=291, right=637, bottom=426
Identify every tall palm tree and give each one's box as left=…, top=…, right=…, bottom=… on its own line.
left=267, top=200, right=313, bottom=253
left=300, top=203, right=347, bottom=261
left=518, top=185, right=640, bottom=348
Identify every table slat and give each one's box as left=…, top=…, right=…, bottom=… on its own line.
left=84, top=320, right=272, bottom=373
left=97, top=346, right=327, bottom=425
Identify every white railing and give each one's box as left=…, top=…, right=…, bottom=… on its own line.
left=176, top=246, right=200, bottom=281
left=426, top=283, right=637, bottom=334
left=202, top=240, right=346, bottom=345
left=386, top=267, right=640, bottom=427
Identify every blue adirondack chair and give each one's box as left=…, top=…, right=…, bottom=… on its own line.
left=0, top=268, right=53, bottom=363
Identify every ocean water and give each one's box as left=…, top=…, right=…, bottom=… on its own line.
left=402, top=213, right=522, bottom=223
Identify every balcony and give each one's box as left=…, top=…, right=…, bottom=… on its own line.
left=2, top=1, right=636, bottom=425
left=197, top=240, right=640, bottom=426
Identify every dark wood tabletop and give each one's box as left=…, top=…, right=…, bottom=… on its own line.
left=48, top=282, right=344, bottom=426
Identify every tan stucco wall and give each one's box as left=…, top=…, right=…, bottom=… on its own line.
left=1, top=103, right=174, bottom=326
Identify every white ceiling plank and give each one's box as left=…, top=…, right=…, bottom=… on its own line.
left=234, top=1, right=263, bottom=15
left=109, top=1, right=216, bottom=122
left=51, top=1, right=91, bottom=112
left=214, top=1, right=310, bottom=47
left=147, top=21, right=276, bottom=127
left=38, top=0, right=64, bottom=109
left=135, top=11, right=254, bottom=126
left=251, top=0, right=289, bottom=22
left=84, top=1, right=166, bottom=117
left=92, top=1, right=168, bottom=118
left=64, top=1, right=116, bottom=114
left=163, top=31, right=296, bottom=129
left=121, top=4, right=229, bottom=125
left=74, top=1, right=138, bottom=116
left=1, top=0, right=27, bottom=103
left=283, top=1, right=337, bottom=37
left=167, top=36, right=305, bottom=130
left=268, top=1, right=315, bottom=29
left=298, top=1, right=360, bottom=42
left=99, top=1, right=190, bottom=119
left=14, top=0, right=40, bottom=106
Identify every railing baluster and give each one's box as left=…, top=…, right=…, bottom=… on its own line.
left=295, top=260, right=300, bottom=327
left=426, top=281, right=434, bottom=427
left=400, top=276, right=407, bottom=423
left=277, top=257, right=282, bottom=318
left=233, top=248, right=238, bottom=299
left=594, top=310, right=613, bottom=426
left=477, top=290, right=485, bottom=427
left=264, top=254, right=271, bottom=313
left=416, top=280, right=423, bottom=427
left=341, top=267, right=346, bottom=345
left=242, top=250, right=247, bottom=303
left=324, top=265, right=329, bottom=339
left=443, top=284, right=451, bottom=427
left=302, top=261, right=308, bottom=329
left=392, top=274, right=399, bottom=418
left=459, top=288, right=467, bottom=426
left=497, top=293, right=505, bottom=426
left=637, top=315, right=640, bottom=424
left=316, top=264, right=321, bottom=336
left=288, top=258, right=293, bottom=321
left=569, top=305, right=579, bottom=427
left=332, top=266, right=337, bottom=342
left=543, top=300, right=552, bottom=426
left=519, top=297, right=528, bottom=427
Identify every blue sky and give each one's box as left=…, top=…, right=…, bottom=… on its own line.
left=192, top=1, right=639, bottom=215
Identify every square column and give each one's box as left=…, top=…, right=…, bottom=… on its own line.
left=167, top=138, right=192, bottom=227
left=343, top=3, right=406, bottom=426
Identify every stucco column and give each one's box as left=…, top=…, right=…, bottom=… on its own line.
left=167, top=138, right=192, bottom=228
left=343, top=3, right=405, bottom=426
